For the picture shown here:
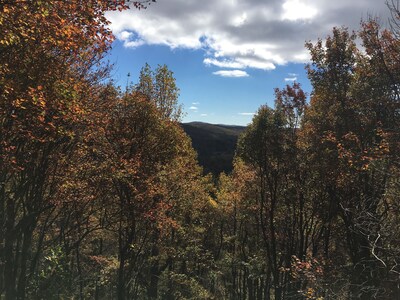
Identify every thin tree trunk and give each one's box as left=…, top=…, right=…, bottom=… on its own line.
left=4, top=198, right=17, bottom=300
left=17, top=220, right=35, bottom=300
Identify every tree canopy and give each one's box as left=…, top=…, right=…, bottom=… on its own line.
left=1, top=1, right=399, bottom=299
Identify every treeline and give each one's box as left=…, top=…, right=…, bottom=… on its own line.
left=227, top=19, right=400, bottom=298
left=1, top=1, right=399, bottom=299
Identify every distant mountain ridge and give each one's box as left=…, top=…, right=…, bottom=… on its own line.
left=181, top=122, right=246, bottom=175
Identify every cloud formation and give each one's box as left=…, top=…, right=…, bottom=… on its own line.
left=238, top=112, right=255, bottom=116
left=213, top=70, right=249, bottom=78
left=282, top=0, right=318, bottom=21
left=107, top=0, right=390, bottom=71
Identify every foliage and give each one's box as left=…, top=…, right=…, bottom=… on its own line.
left=1, top=1, right=399, bottom=299
left=136, top=63, right=183, bottom=121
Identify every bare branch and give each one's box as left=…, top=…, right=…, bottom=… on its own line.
left=370, top=233, right=387, bottom=267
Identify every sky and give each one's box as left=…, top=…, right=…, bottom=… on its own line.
left=105, top=0, right=391, bottom=125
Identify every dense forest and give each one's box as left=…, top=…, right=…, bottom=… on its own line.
left=1, top=1, right=399, bottom=299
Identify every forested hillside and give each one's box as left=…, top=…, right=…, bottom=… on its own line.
left=181, top=122, right=245, bottom=175
left=1, top=1, right=399, bottom=299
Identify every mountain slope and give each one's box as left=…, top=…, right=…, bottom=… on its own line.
left=181, top=122, right=246, bottom=175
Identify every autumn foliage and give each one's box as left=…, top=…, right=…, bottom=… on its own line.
left=1, top=1, right=400, bottom=299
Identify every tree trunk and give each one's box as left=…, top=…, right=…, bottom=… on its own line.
left=4, top=198, right=17, bottom=300
left=17, top=221, right=35, bottom=300
left=147, top=241, right=160, bottom=299
left=117, top=253, right=126, bottom=300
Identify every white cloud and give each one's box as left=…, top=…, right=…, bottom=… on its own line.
left=106, top=1, right=391, bottom=70
left=233, top=12, right=248, bottom=27
left=204, top=58, right=245, bottom=69
left=118, top=30, right=132, bottom=40
left=213, top=70, right=249, bottom=78
left=200, top=113, right=208, bottom=117
left=204, top=56, right=276, bottom=71
left=124, top=39, right=145, bottom=48
left=293, top=51, right=310, bottom=62
left=238, top=112, right=255, bottom=116
left=285, top=77, right=297, bottom=81
left=189, top=106, right=198, bottom=110
left=282, top=0, right=318, bottom=21
left=192, top=102, right=200, bottom=105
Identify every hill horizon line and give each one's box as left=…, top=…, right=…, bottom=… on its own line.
left=182, top=121, right=247, bottom=128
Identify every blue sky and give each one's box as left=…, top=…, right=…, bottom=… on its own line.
left=106, top=0, right=390, bottom=125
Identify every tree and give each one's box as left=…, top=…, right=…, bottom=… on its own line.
left=84, top=74, right=212, bottom=299
left=0, top=1, right=149, bottom=298
left=214, top=159, right=267, bottom=299
left=235, top=83, right=318, bottom=299
left=99, top=90, right=183, bottom=299
left=136, top=64, right=183, bottom=121
left=303, top=23, right=400, bottom=297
